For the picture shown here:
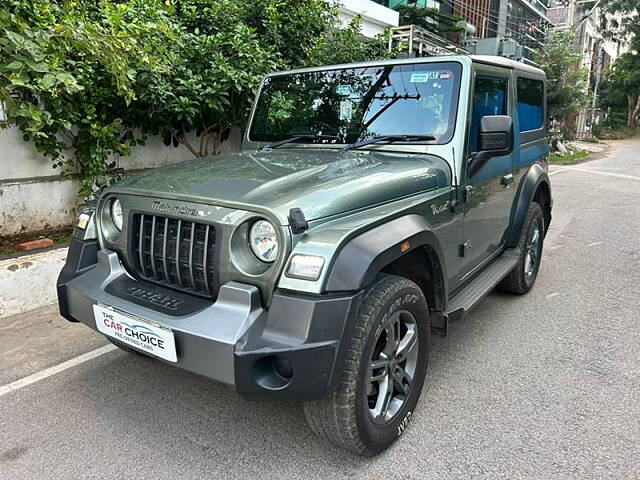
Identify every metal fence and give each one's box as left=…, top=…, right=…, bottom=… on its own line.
left=575, top=107, right=603, bottom=140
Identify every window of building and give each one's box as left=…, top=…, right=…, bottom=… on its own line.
left=517, top=78, right=544, bottom=131
left=469, top=77, right=508, bottom=153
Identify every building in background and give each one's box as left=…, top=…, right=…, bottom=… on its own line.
left=338, top=0, right=400, bottom=37
left=546, top=0, right=628, bottom=138
left=457, top=0, right=550, bottom=63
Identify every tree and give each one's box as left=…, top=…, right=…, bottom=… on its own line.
left=395, top=4, right=464, bottom=36
left=534, top=30, right=587, bottom=126
left=0, top=0, right=175, bottom=195
left=0, top=0, right=391, bottom=197
left=604, top=53, right=640, bottom=127
left=139, top=1, right=391, bottom=158
left=599, top=0, right=640, bottom=127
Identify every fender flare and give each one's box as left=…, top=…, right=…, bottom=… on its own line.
left=325, top=214, right=448, bottom=309
left=507, top=164, right=552, bottom=247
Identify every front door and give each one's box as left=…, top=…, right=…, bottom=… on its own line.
left=460, top=75, right=515, bottom=278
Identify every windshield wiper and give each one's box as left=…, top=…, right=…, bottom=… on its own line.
left=264, top=134, right=339, bottom=149
left=341, top=135, right=436, bottom=152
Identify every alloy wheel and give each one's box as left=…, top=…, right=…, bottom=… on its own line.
left=367, top=310, right=419, bottom=424
left=524, top=219, right=542, bottom=280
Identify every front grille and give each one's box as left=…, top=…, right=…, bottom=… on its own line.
left=130, top=213, right=219, bottom=298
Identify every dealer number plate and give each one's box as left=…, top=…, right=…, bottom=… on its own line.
left=93, top=304, right=177, bottom=362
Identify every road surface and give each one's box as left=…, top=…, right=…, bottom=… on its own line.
left=1, top=138, right=639, bottom=479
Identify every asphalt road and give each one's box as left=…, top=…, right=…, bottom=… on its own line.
left=1, top=139, right=639, bottom=479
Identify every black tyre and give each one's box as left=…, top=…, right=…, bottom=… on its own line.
left=303, top=274, right=430, bottom=455
left=499, top=201, right=545, bottom=294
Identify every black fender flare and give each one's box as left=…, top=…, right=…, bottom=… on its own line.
left=325, top=214, right=447, bottom=310
left=506, top=164, right=552, bottom=247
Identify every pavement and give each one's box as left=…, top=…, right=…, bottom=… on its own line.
left=1, top=138, right=639, bottom=479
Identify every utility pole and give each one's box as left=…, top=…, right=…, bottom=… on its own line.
left=591, top=40, right=604, bottom=129
left=497, top=0, right=509, bottom=38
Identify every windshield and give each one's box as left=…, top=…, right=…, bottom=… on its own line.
left=249, top=62, right=462, bottom=146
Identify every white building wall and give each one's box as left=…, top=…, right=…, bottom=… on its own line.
left=0, top=126, right=241, bottom=236
left=337, top=0, right=399, bottom=38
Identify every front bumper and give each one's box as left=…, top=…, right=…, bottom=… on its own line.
left=57, top=241, right=360, bottom=400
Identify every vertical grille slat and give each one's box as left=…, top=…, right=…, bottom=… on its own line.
left=188, top=222, right=196, bottom=289
left=202, top=225, right=210, bottom=295
left=150, top=216, right=158, bottom=280
left=162, top=217, right=169, bottom=281
left=138, top=214, right=145, bottom=276
left=175, top=219, right=183, bottom=287
left=131, top=213, right=219, bottom=299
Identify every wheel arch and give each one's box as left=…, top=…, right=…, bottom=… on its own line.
left=507, top=164, right=552, bottom=247
left=325, top=214, right=447, bottom=313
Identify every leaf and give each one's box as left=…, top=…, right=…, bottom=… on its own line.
left=55, top=72, right=76, bottom=85
left=5, top=60, right=24, bottom=71
left=40, top=74, right=56, bottom=89
left=8, top=74, right=29, bottom=87
left=5, top=31, right=25, bottom=45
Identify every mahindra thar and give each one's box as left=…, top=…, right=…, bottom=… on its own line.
left=57, top=55, right=552, bottom=455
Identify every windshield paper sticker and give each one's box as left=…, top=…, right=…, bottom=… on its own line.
left=411, top=71, right=452, bottom=83
left=339, top=100, right=354, bottom=121
left=336, top=84, right=352, bottom=96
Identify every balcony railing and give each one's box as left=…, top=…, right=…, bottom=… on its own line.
left=389, top=24, right=469, bottom=56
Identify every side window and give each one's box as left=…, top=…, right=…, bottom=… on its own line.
left=517, top=78, right=544, bottom=132
left=470, top=77, right=508, bottom=153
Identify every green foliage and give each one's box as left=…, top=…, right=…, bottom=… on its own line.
left=534, top=30, right=587, bottom=125
left=0, top=0, right=174, bottom=196
left=600, top=53, right=640, bottom=127
left=548, top=150, right=589, bottom=165
left=0, top=0, right=390, bottom=197
left=601, top=0, right=640, bottom=51
left=395, top=5, right=464, bottom=35
left=305, top=16, right=393, bottom=67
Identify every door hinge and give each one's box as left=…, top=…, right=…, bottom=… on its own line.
left=458, top=241, right=470, bottom=257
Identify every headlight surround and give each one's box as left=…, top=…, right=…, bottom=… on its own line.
left=111, top=198, right=123, bottom=231
left=249, top=220, right=279, bottom=263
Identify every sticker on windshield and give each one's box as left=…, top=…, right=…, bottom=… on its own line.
left=411, top=71, right=453, bottom=83
left=410, top=71, right=439, bottom=83
left=336, top=84, right=352, bottom=96
left=339, top=99, right=354, bottom=121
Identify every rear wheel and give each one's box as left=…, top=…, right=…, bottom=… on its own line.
left=303, top=275, right=430, bottom=455
left=499, top=202, right=545, bottom=294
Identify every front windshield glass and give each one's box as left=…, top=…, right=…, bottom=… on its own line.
left=249, top=61, right=462, bottom=145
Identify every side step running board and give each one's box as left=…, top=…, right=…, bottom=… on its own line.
left=437, top=248, right=521, bottom=336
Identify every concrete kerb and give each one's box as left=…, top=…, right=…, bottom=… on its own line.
left=0, top=246, right=67, bottom=319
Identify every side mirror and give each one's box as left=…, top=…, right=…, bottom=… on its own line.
left=468, top=115, right=514, bottom=177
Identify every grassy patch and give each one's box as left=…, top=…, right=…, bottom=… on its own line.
left=549, top=150, right=589, bottom=165
left=593, top=125, right=640, bottom=140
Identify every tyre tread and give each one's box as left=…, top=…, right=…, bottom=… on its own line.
left=303, top=275, right=423, bottom=455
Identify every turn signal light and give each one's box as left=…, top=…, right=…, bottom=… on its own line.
left=286, top=254, right=325, bottom=281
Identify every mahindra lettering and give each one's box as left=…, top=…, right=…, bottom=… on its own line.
left=57, top=56, right=551, bottom=455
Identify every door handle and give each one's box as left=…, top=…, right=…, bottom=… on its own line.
left=501, top=174, right=514, bottom=188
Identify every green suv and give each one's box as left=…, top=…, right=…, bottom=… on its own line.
left=57, top=55, right=552, bottom=455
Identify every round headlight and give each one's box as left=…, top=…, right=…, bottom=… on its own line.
left=111, top=198, right=123, bottom=231
left=249, top=220, right=278, bottom=263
